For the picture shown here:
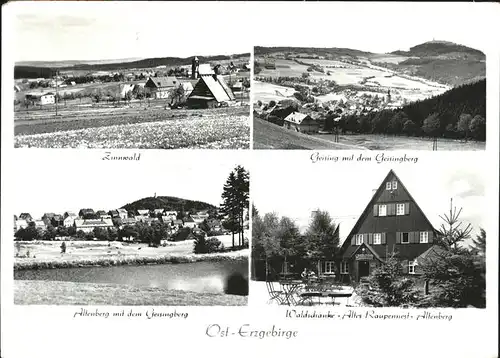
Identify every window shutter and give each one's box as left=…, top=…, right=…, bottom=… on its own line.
left=396, top=232, right=401, bottom=244
left=404, top=202, right=410, bottom=215
left=368, top=233, right=373, bottom=245
left=351, top=236, right=355, bottom=245
left=428, top=231, right=433, bottom=243
left=373, top=205, right=378, bottom=216
left=381, top=232, right=386, bottom=244
left=363, top=233, right=368, bottom=244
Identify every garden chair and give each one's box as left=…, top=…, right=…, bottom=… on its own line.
left=266, top=281, right=286, bottom=305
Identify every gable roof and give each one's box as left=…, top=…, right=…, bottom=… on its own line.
left=339, top=170, right=438, bottom=255
left=146, top=76, right=178, bottom=88
left=283, top=112, right=314, bottom=125
left=188, top=74, right=235, bottom=102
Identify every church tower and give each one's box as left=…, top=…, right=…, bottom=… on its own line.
left=191, top=56, right=199, bottom=79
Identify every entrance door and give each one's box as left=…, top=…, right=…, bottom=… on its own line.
left=358, top=261, right=370, bottom=279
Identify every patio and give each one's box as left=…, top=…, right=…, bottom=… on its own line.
left=250, top=279, right=362, bottom=307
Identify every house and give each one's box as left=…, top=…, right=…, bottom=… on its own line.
left=74, top=218, right=114, bottom=233
left=283, top=112, right=320, bottom=134
left=137, top=209, right=150, bottom=216
left=186, top=74, right=235, bottom=109
left=42, top=213, right=56, bottom=226
left=63, top=214, right=77, bottom=227
left=95, top=210, right=108, bottom=218
left=337, top=170, right=438, bottom=283
left=19, top=213, right=33, bottom=222
left=183, top=216, right=196, bottom=229
left=25, top=92, right=56, bottom=106
left=34, top=220, right=47, bottom=230
left=64, top=211, right=77, bottom=219
left=79, top=209, right=95, bottom=219
left=144, top=76, right=178, bottom=99
left=51, top=215, right=64, bottom=227
left=190, top=215, right=206, bottom=225
left=121, top=217, right=137, bottom=226
left=153, top=209, right=164, bottom=216
left=173, top=219, right=184, bottom=228
left=164, top=211, right=177, bottom=217
left=15, top=219, right=29, bottom=231
left=108, top=210, right=120, bottom=219
left=135, top=215, right=149, bottom=223
left=117, top=209, right=128, bottom=220
left=207, top=218, right=222, bottom=231
left=162, top=215, right=176, bottom=224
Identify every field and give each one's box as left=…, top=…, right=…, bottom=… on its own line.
left=14, top=105, right=250, bottom=149
left=253, top=81, right=296, bottom=103
left=253, top=118, right=364, bottom=150
left=255, top=57, right=449, bottom=103
left=14, top=234, right=249, bottom=269
left=15, top=280, right=248, bottom=305
left=254, top=118, right=485, bottom=151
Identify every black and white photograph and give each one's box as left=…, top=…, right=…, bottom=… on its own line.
left=12, top=152, right=249, bottom=305
left=253, top=24, right=486, bottom=150
left=251, top=153, right=486, bottom=308
left=10, top=3, right=250, bottom=149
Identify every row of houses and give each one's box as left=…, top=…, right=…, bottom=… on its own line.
left=14, top=209, right=221, bottom=235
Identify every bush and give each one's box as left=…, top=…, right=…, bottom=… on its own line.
left=193, top=236, right=223, bottom=254
left=224, top=272, right=248, bottom=295
left=356, top=256, right=422, bottom=307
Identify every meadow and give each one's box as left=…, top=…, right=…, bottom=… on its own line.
left=15, top=105, right=250, bottom=149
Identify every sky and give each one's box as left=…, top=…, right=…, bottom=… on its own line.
left=10, top=150, right=250, bottom=219
left=5, top=2, right=496, bottom=62
left=252, top=151, right=488, bottom=244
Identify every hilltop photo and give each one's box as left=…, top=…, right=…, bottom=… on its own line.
left=12, top=152, right=249, bottom=305
left=11, top=5, right=250, bottom=149
left=251, top=153, right=486, bottom=308
left=253, top=41, right=485, bottom=151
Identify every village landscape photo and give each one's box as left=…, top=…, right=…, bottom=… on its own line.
left=11, top=5, right=250, bottom=149
left=251, top=152, right=486, bottom=308
left=12, top=151, right=249, bottom=305
left=253, top=40, right=485, bottom=150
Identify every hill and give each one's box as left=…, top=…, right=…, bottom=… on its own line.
left=254, top=46, right=371, bottom=58
left=14, top=53, right=250, bottom=79
left=121, top=196, right=217, bottom=214
left=392, top=41, right=485, bottom=59
left=343, top=79, right=486, bottom=140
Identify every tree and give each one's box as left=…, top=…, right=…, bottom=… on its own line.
left=422, top=113, right=441, bottom=137
left=169, top=85, right=186, bottom=107
left=304, top=210, right=340, bottom=271
left=93, top=227, right=110, bottom=241
left=388, top=111, right=408, bottom=135
left=357, top=254, right=422, bottom=307
left=14, top=226, right=41, bottom=241
left=471, top=228, right=486, bottom=255
left=43, top=225, right=57, bottom=240
left=220, top=166, right=249, bottom=248
left=436, top=198, right=472, bottom=250
left=469, top=115, right=486, bottom=141
left=457, top=113, right=472, bottom=140
left=402, top=119, right=417, bottom=136
left=420, top=248, right=485, bottom=308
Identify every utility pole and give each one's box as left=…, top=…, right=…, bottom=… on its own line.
left=55, top=69, right=59, bottom=116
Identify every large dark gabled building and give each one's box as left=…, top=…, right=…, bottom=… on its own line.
left=337, top=170, right=439, bottom=283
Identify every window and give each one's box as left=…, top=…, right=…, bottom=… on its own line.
left=396, top=203, right=405, bottom=216
left=401, top=232, right=409, bottom=244
left=392, top=181, right=398, bottom=189
left=355, top=234, right=363, bottom=245
left=408, top=260, right=417, bottom=274
left=340, top=262, right=349, bottom=274
left=324, top=261, right=335, bottom=274
left=373, top=233, right=381, bottom=245
left=386, top=182, right=392, bottom=190
left=378, top=205, right=387, bottom=216
left=420, top=231, right=429, bottom=243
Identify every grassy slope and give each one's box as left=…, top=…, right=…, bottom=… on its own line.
left=15, top=280, right=247, bottom=305
left=253, top=118, right=364, bottom=150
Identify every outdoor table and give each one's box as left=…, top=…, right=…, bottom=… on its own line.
left=279, top=280, right=303, bottom=305
left=324, top=291, right=353, bottom=306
